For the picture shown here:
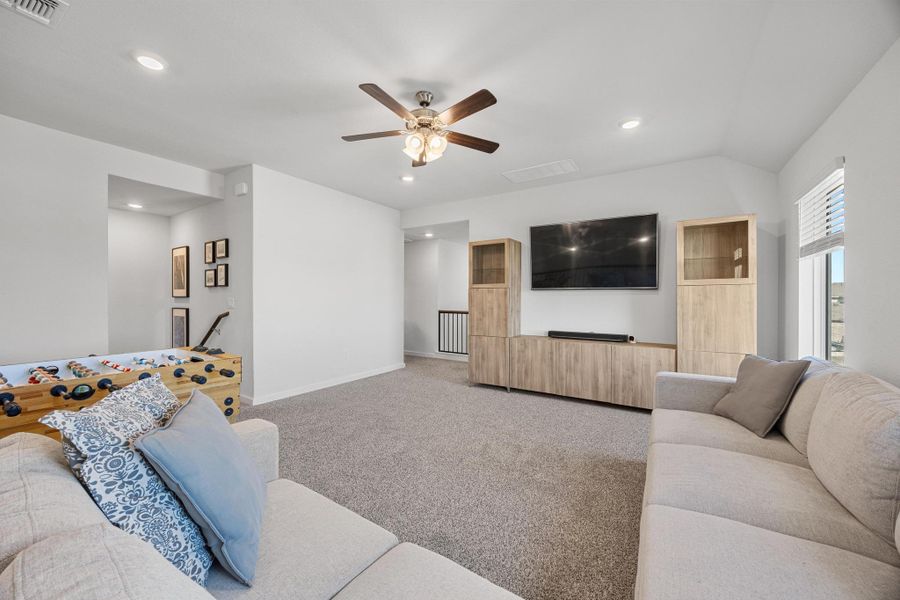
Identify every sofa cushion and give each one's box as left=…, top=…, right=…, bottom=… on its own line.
left=650, top=409, right=808, bottom=467
left=206, top=478, right=398, bottom=600
left=40, top=374, right=213, bottom=585
left=712, top=355, right=810, bottom=437
left=777, top=356, right=848, bottom=455
left=0, top=523, right=214, bottom=600
left=332, top=542, right=522, bottom=600
left=644, top=443, right=900, bottom=566
left=135, top=390, right=266, bottom=585
left=0, top=433, right=108, bottom=572
left=808, top=371, right=900, bottom=543
left=634, top=504, right=900, bottom=600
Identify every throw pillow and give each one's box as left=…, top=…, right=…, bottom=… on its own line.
left=713, top=355, right=811, bottom=437
left=135, top=390, right=265, bottom=585
left=39, top=374, right=213, bottom=585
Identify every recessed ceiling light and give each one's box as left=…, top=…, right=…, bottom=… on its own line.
left=638, top=236, right=650, bottom=242
left=619, top=118, right=642, bottom=130
left=568, top=246, right=578, bottom=252
left=400, top=175, right=414, bottom=182
left=127, top=203, right=143, bottom=209
left=424, top=233, right=434, bottom=238
left=135, top=54, right=166, bottom=71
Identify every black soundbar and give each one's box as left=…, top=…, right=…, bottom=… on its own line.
left=548, top=331, right=635, bottom=343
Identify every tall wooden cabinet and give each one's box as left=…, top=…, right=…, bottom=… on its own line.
left=677, top=214, right=757, bottom=376
left=468, top=239, right=521, bottom=388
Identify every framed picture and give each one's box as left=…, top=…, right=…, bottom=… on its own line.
left=172, top=308, right=189, bottom=347
left=204, top=241, right=215, bottom=264
left=216, top=263, right=229, bottom=287
left=171, top=246, right=189, bottom=298
left=215, top=238, right=229, bottom=259
left=205, top=269, right=217, bottom=287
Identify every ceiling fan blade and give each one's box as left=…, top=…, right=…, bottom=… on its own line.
left=359, top=83, right=416, bottom=121
left=445, top=131, right=500, bottom=154
left=341, top=130, right=405, bottom=142
left=437, top=89, right=497, bottom=125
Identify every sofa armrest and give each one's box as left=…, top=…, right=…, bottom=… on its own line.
left=231, top=419, right=279, bottom=483
left=654, top=372, right=735, bottom=413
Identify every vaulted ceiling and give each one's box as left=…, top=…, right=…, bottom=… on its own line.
left=1, top=1, right=898, bottom=209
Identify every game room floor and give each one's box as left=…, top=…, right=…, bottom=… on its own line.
left=240, top=356, right=650, bottom=600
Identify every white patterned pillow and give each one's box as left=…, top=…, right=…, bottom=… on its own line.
left=40, top=374, right=213, bottom=585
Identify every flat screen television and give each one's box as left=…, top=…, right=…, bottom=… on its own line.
left=530, top=213, right=658, bottom=289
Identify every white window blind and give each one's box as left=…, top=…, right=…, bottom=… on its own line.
left=798, top=166, right=844, bottom=258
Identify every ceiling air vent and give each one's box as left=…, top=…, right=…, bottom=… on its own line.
left=502, top=159, right=579, bottom=184
left=1, top=0, right=69, bottom=28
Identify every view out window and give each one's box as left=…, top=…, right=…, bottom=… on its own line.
left=826, top=249, right=844, bottom=364
left=798, top=160, right=844, bottom=362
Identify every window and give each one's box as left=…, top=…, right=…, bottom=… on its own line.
left=798, top=159, right=844, bottom=363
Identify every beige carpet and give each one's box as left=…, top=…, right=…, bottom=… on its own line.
left=241, top=356, right=650, bottom=600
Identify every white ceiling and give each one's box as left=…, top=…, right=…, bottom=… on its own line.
left=2, top=1, right=898, bottom=210
left=108, top=176, right=219, bottom=217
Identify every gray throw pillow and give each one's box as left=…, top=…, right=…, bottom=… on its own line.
left=713, top=355, right=811, bottom=437
left=135, top=390, right=266, bottom=586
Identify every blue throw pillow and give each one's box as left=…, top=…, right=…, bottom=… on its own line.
left=135, top=389, right=266, bottom=585
left=39, top=374, right=213, bottom=585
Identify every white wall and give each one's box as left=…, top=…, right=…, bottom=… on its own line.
left=107, top=209, right=171, bottom=353
left=403, top=238, right=469, bottom=357
left=250, top=165, right=404, bottom=404
left=0, top=114, right=223, bottom=364
left=168, top=166, right=254, bottom=397
left=778, top=38, right=900, bottom=384
left=437, top=239, right=469, bottom=311
left=404, top=240, right=439, bottom=355
left=402, top=156, right=782, bottom=358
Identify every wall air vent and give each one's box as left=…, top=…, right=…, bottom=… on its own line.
left=1, top=0, right=69, bottom=28
left=502, top=159, right=579, bottom=184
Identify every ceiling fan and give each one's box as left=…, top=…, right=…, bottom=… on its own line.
left=342, top=84, right=499, bottom=167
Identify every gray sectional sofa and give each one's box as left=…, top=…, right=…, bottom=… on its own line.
left=0, top=419, right=521, bottom=600
left=636, top=357, right=900, bottom=600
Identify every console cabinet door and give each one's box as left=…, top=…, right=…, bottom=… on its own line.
left=469, top=288, right=509, bottom=337
left=468, top=336, right=508, bottom=387
left=609, top=344, right=675, bottom=409
left=557, top=340, right=611, bottom=402
left=510, top=336, right=558, bottom=395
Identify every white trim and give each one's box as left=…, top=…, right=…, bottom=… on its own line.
left=249, top=362, right=406, bottom=405
left=404, top=350, right=469, bottom=363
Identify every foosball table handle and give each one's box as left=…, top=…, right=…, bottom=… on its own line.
left=204, top=364, right=235, bottom=378
left=138, top=372, right=152, bottom=381
left=173, top=368, right=186, bottom=378
left=190, top=375, right=207, bottom=385
left=0, top=393, right=21, bottom=417
left=50, top=385, right=69, bottom=399
left=97, top=379, right=121, bottom=393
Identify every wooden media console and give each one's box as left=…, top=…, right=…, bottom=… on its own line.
left=467, top=237, right=676, bottom=409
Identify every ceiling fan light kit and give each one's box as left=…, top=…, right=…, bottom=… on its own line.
left=342, top=83, right=499, bottom=167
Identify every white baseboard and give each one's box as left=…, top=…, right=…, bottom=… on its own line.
left=248, top=362, right=406, bottom=405
left=404, top=351, right=469, bottom=363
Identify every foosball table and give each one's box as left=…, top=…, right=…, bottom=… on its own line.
left=0, top=348, right=241, bottom=439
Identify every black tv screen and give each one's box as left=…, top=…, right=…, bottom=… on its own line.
left=531, top=214, right=658, bottom=289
